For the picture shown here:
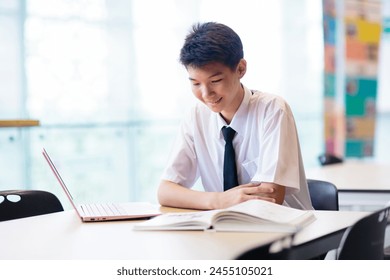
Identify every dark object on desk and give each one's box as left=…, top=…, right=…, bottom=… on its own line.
left=307, top=179, right=339, bottom=211
left=336, top=206, right=390, bottom=260
left=236, top=233, right=295, bottom=260
left=318, top=153, right=343, bottom=166
left=0, top=189, right=64, bottom=222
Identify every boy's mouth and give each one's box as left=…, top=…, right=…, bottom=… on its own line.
left=208, top=97, right=222, bottom=105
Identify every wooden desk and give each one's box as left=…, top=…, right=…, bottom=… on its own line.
left=0, top=119, right=40, bottom=127
left=0, top=209, right=368, bottom=260
left=306, top=161, right=390, bottom=211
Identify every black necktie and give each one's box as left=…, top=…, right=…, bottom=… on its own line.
left=222, top=126, right=238, bottom=191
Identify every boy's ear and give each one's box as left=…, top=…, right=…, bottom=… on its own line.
left=237, top=59, right=247, bottom=78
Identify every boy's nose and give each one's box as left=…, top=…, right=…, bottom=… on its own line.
left=201, top=85, right=212, bottom=98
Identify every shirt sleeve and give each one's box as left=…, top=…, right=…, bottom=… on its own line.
left=253, top=98, right=302, bottom=193
left=160, top=110, right=200, bottom=188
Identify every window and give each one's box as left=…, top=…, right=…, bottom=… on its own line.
left=0, top=0, right=339, bottom=208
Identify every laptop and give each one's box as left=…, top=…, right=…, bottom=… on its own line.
left=42, top=148, right=161, bottom=222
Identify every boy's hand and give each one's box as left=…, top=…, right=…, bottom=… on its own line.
left=214, top=182, right=285, bottom=209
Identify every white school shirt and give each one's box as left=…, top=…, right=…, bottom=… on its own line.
left=162, top=85, right=313, bottom=210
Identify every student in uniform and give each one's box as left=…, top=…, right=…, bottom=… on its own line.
left=158, top=22, right=313, bottom=210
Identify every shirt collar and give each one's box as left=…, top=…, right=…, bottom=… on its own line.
left=215, top=85, right=252, bottom=139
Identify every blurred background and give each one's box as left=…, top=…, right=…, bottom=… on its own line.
left=0, top=0, right=389, bottom=209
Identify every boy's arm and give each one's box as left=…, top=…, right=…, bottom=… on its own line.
left=158, top=180, right=218, bottom=210
left=158, top=180, right=285, bottom=210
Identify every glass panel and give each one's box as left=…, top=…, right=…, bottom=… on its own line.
left=28, top=123, right=179, bottom=208
left=0, top=128, right=28, bottom=188
left=25, top=0, right=135, bottom=124
left=378, top=39, right=390, bottom=112
left=135, top=122, right=180, bottom=200
left=280, top=0, right=323, bottom=115
left=30, top=126, right=132, bottom=207
left=0, top=0, right=19, bottom=11
left=0, top=16, right=22, bottom=118
left=374, top=113, right=390, bottom=162
left=9, top=0, right=388, bottom=204
left=27, top=0, right=107, bottom=20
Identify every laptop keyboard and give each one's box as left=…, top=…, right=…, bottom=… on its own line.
left=81, top=203, right=128, bottom=217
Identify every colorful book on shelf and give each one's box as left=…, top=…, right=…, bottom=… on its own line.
left=133, top=199, right=316, bottom=233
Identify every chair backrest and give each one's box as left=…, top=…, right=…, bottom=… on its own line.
left=0, top=189, right=64, bottom=222
left=337, top=206, right=390, bottom=260
left=235, top=233, right=295, bottom=260
left=307, top=179, right=339, bottom=211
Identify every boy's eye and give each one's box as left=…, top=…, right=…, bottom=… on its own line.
left=192, top=82, right=200, bottom=86
left=211, top=79, right=222, bottom=83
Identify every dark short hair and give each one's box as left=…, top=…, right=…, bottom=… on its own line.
left=179, top=22, right=244, bottom=70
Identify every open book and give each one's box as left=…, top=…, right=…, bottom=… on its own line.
left=133, top=199, right=316, bottom=233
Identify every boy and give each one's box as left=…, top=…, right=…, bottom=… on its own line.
left=158, top=22, right=313, bottom=210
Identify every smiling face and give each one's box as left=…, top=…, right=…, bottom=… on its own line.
left=187, top=59, right=247, bottom=124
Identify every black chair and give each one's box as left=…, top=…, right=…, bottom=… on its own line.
left=336, top=206, right=390, bottom=260
left=0, top=189, right=64, bottom=222
left=307, top=179, right=339, bottom=211
left=384, top=244, right=390, bottom=260
left=385, top=203, right=390, bottom=260
left=307, top=179, right=339, bottom=259
left=236, top=233, right=295, bottom=260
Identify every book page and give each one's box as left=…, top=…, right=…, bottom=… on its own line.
left=213, top=219, right=298, bottom=233
left=133, top=209, right=220, bottom=230
left=220, top=200, right=314, bottom=224
left=134, top=200, right=315, bottom=232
